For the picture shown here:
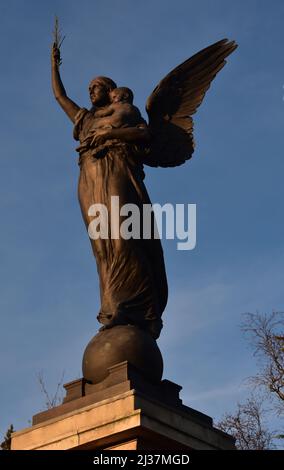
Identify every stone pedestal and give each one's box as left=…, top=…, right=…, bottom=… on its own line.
left=11, top=362, right=235, bottom=450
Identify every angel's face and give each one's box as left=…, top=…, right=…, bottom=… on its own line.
left=89, top=81, right=109, bottom=107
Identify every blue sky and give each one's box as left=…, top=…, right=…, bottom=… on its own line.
left=0, top=0, right=283, bottom=441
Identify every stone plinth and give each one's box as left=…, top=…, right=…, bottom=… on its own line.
left=11, top=362, right=235, bottom=450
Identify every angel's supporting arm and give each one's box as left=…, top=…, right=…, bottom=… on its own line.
left=51, top=45, right=80, bottom=123
left=92, top=124, right=151, bottom=145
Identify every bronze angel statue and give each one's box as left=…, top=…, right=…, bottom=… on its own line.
left=51, top=38, right=237, bottom=340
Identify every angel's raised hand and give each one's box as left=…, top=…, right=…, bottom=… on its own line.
left=51, top=43, right=62, bottom=67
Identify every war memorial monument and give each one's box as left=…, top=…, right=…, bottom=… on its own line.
left=11, top=32, right=237, bottom=451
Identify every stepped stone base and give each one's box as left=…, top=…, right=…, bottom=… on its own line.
left=11, top=362, right=235, bottom=450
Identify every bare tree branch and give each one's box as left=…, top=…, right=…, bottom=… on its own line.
left=36, top=370, right=65, bottom=410
left=241, top=311, right=284, bottom=413
left=217, top=395, right=275, bottom=449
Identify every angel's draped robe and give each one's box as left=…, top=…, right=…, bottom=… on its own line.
left=73, top=108, right=168, bottom=339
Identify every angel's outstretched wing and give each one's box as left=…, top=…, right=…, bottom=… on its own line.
left=144, top=39, right=237, bottom=168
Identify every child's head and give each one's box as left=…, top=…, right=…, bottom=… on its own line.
left=110, top=87, right=134, bottom=104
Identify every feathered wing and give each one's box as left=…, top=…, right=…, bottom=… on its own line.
left=144, top=39, right=237, bottom=167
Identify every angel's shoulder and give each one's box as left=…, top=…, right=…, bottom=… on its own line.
left=73, top=108, right=95, bottom=141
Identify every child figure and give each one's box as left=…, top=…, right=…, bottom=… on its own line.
left=93, top=87, right=145, bottom=130
left=88, top=87, right=147, bottom=156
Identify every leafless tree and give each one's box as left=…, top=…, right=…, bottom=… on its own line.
left=241, top=311, right=284, bottom=414
left=0, top=371, right=66, bottom=449
left=37, top=370, right=65, bottom=410
left=217, top=396, right=275, bottom=449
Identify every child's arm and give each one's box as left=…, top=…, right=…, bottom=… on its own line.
left=95, top=105, right=127, bottom=128
left=94, top=106, right=114, bottom=118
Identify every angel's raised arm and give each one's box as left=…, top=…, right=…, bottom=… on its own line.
left=51, top=44, right=80, bottom=123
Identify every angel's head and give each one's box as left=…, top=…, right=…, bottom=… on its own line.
left=110, top=87, right=134, bottom=104
left=89, top=76, right=117, bottom=107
